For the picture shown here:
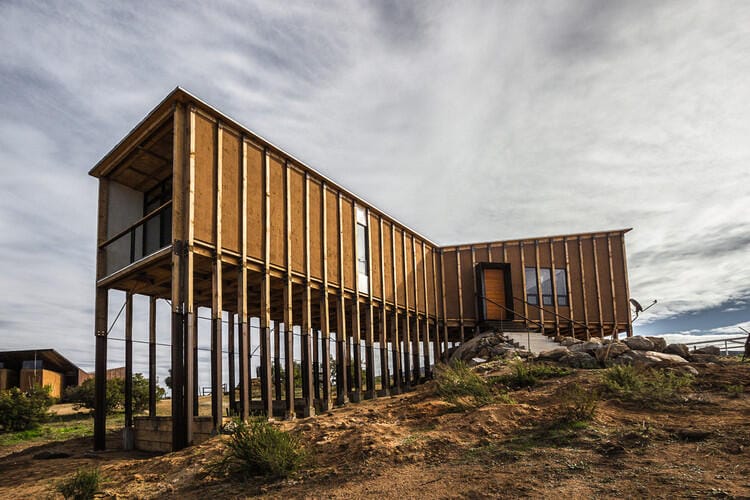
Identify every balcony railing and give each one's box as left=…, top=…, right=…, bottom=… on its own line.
left=100, top=200, right=172, bottom=276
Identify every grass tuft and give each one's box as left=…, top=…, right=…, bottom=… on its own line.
left=55, top=468, right=102, bottom=500
left=602, top=365, right=693, bottom=406
left=434, top=362, right=499, bottom=410
left=492, top=362, right=572, bottom=390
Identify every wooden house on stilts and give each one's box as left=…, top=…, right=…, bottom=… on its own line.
left=90, top=88, right=633, bottom=452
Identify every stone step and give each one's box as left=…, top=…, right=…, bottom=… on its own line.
left=504, top=331, right=560, bottom=354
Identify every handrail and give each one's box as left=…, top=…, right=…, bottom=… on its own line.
left=476, top=294, right=544, bottom=332
left=511, top=295, right=591, bottom=333
left=98, top=200, right=173, bottom=249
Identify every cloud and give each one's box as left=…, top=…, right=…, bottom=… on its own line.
left=0, top=1, right=749, bottom=372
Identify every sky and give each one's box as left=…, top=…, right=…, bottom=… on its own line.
left=0, top=1, right=748, bottom=381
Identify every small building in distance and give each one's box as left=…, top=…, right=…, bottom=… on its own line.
left=0, top=349, right=89, bottom=399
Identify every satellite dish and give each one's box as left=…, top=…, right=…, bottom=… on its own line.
left=630, top=298, right=644, bottom=313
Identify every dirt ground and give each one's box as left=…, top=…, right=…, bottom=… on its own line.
left=1, top=362, right=749, bottom=499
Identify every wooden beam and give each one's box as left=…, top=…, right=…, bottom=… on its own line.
left=563, top=237, right=575, bottom=336
left=94, top=177, right=109, bottom=451
left=364, top=208, right=376, bottom=399
left=335, top=192, right=348, bottom=405
left=350, top=204, right=362, bottom=403
left=238, top=138, right=250, bottom=420
left=124, top=292, right=134, bottom=430
left=260, top=149, right=273, bottom=419
left=607, top=234, right=618, bottom=339
left=430, top=245, right=441, bottom=364
left=148, top=296, right=157, bottom=417
left=621, top=235, right=633, bottom=337
left=301, top=172, right=315, bottom=416
left=578, top=236, right=590, bottom=340
left=520, top=242, right=528, bottom=322
left=211, top=123, right=223, bottom=432
left=470, top=246, right=478, bottom=335
left=550, top=239, right=560, bottom=336
left=283, top=161, right=295, bottom=419
left=534, top=241, right=544, bottom=330
left=422, top=241, right=431, bottom=377
left=592, top=236, right=604, bottom=336
left=439, top=249, right=448, bottom=356
left=391, top=223, right=402, bottom=393
left=320, top=182, right=332, bottom=410
left=228, top=313, right=236, bottom=414
left=411, top=236, right=421, bottom=384
left=402, top=230, right=412, bottom=388
left=456, top=249, right=464, bottom=343
left=378, top=217, right=389, bottom=395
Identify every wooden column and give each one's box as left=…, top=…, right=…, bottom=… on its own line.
left=534, top=241, right=544, bottom=329
left=283, top=161, right=295, bottom=419
left=238, top=138, right=250, bottom=420
left=391, top=223, right=402, bottom=394
left=274, top=321, right=282, bottom=401
left=550, top=239, right=560, bottom=336
left=378, top=218, right=389, bottom=396
left=124, top=292, right=134, bottom=432
left=520, top=242, right=528, bottom=322
left=592, top=236, right=604, bottom=336
left=439, top=249, right=449, bottom=357
left=456, top=249, right=465, bottom=343
left=364, top=209, right=376, bottom=399
left=470, top=247, right=478, bottom=335
left=148, top=296, right=157, bottom=417
left=606, top=234, right=618, bottom=339
left=301, top=172, right=315, bottom=416
left=93, top=287, right=108, bottom=450
left=411, top=237, right=421, bottom=384
left=350, top=205, right=362, bottom=403
left=577, top=236, right=590, bottom=340
left=422, top=242, right=431, bottom=377
left=431, top=246, right=441, bottom=366
left=563, top=237, right=575, bottom=336
left=192, top=310, right=198, bottom=416
left=320, top=182, right=332, bottom=411
left=211, top=270, right=223, bottom=431
left=335, top=193, right=348, bottom=406
left=260, top=149, right=273, bottom=418
left=402, top=230, right=412, bottom=389
left=228, top=313, right=236, bottom=414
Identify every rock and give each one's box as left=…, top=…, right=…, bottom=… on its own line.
left=693, top=345, right=721, bottom=356
left=688, top=353, right=720, bottom=363
left=470, top=357, right=487, bottom=366
left=594, top=342, right=630, bottom=361
left=681, top=365, right=699, bottom=376
left=623, top=350, right=687, bottom=367
left=559, top=336, right=582, bottom=347
left=646, top=336, right=667, bottom=352
left=664, top=343, right=690, bottom=358
left=558, top=351, right=599, bottom=369
left=643, top=351, right=688, bottom=364
left=623, top=336, right=655, bottom=351
left=569, top=341, right=604, bottom=355
left=536, top=347, right=570, bottom=361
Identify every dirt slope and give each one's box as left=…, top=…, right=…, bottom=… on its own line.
left=1, top=363, right=749, bottom=499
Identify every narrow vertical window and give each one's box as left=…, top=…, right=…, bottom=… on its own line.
left=356, top=206, right=368, bottom=291
left=540, top=268, right=553, bottom=306
left=555, top=269, right=568, bottom=306
left=525, top=267, right=538, bottom=305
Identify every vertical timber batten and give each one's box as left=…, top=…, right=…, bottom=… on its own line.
left=550, top=239, right=560, bottom=336
left=351, top=204, right=362, bottom=403
left=378, top=217, right=389, bottom=395
left=391, top=223, right=402, bottom=393
left=335, top=193, right=348, bottom=405
left=592, top=236, right=604, bottom=335
left=364, top=208, right=376, bottom=399
left=456, top=249, right=464, bottom=343
left=94, top=177, right=109, bottom=451
left=320, top=182, right=332, bottom=410
left=302, top=172, right=314, bottom=416
left=211, top=122, right=223, bottom=432
left=283, top=161, right=295, bottom=419
left=402, top=230, right=412, bottom=388
left=578, top=236, right=590, bottom=340
left=563, top=238, right=575, bottom=335
left=607, top=234, right=618, bottom=338
left=148, top=296, right=157, bottom=417
left=238, top=138, right=249, bottom=420
left=621, top=235, right=633, bottom=337
left=260, top=149, right=273, bottom=419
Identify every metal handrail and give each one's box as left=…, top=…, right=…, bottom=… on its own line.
left=511, top=295, right=591, bottom=333
left=98, top=200, right=173, bottom=249
left=476, top=294, right=545, bottom=332
left=682, top=335, right=748, bottom=356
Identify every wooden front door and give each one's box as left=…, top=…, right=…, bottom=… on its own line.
left=483, top=267, right=507, bottom=320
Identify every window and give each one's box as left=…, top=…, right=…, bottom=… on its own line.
left=356, top=207, right=369, bottom=291
left=525, top=267, right=538, bottom=305
left=540, top=268, right=553, bottom=306
left=555, top=269, right=568, bottom=306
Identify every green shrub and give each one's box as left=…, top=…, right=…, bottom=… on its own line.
left=435, top=362, right=495, bottom=409
left=493, top=362, right=572, bottom=390
left=558, top=383, right=598, bottom=422
left=0, top=386, right=53, bottom=432
left=65, top=374, right=164, bottom=415
left=602, top=365, right=693, bottom=406
left=725, top=384, right=744, bottom=398
left=220, top=419, right=308, bottom=480
left=55, top=468, right=102, bottom=500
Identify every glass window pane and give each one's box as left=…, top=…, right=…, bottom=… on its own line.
left=525, top=267, right=538, bottom=304
left=555, top=269, right=568, bottom=306
left=540, top=268, right=553, bottom=305
left=356, top=223, right=368, bottom=276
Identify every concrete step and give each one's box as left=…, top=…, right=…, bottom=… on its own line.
left=504, top=331, right=560, bottom=354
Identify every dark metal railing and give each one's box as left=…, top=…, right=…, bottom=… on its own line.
left=511, top=295, right=592, bottom=337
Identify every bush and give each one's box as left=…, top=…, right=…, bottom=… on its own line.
left=493, top=362, right=572, bottom=390
left=65, top=374, right=165, bottom=415
left=55, top=468, right=102, bottom=500
left=603, top=365, right=693, bottom=406
left=0, top=386, right=53, bottom=432
left=219, top=419, right=308, bottom=480
left=435, top=361, right=495, bottom=409
left=558, top=383, right=598, bottom=422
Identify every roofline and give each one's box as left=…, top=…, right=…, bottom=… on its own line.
left=440, top=228, right=633, bottom=250
left=88, top=88, right=634, bottom=250
left=88, top=87, right=441, bottom=247
left=0, top=348, right=83, bottom=372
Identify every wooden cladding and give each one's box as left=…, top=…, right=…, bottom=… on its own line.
left=186, top=107, right=440, bottom=318
left=442, top=231, right=631, bottom=335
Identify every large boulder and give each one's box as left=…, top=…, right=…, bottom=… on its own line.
left=594, top=342, right=630, bottom=361
left=646, top=336, right=667, bottom=352
left=558, top=351, right=599, bottom=369
left=664, top=343, right=690, bottom=358
left=537, top=347, right=570, bottom=361
left=688, top=353, right=720, bottom=363
left=569, top=341, right=604, bottom=355
left=693, top=345, right=721, bottom=356
left=450, top=331, right=520, bottom=363
left=558, top=336, right=581, bottom=347
left=623, top=336, right=655, bottom=351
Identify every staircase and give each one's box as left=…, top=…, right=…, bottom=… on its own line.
left=503, top=330, right=560, bottom=354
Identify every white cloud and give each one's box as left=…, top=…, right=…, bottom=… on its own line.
left=0, top=1, right=749, bottom=369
